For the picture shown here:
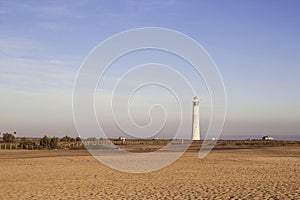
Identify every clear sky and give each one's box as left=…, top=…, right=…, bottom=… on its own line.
left=0, top=0, right=299, bottom=139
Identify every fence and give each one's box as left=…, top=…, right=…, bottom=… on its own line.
left=0, top=143, right=34, bottom=150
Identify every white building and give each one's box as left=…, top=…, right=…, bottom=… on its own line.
left=192, top=97, right=200, bottom=140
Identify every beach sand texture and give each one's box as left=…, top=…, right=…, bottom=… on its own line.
left=0, top=147, right=299, bottom=199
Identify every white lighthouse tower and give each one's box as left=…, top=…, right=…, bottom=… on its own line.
left=192, top=96, right=200, bottom=140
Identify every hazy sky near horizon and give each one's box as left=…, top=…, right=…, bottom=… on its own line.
left=0, top=0, right=299, bottom=139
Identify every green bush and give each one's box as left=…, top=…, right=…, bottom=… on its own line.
left=50, top=137, right=59, bottom=149
left=40, top=135, right=51, bottom=149
left=20, top=137, right=35, bottom=149
left=60, top=135, right=73, bottom=142
left=40, top=136, right=60, bottom=149
left=3, top=133, right=15, bottom=143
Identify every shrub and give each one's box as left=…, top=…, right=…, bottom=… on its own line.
left=60, top=135, right=72, bottom=142
left=50, top=137, right=59, bottom=149
left=20, top=137, right=35, bottom=149
left=3, top=133, right=15, bottom=143
left=76, top=137, right=81, bottom=142
left=40, top=135, right=51, bottom=148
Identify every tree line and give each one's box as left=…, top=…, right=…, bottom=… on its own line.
left=0, top=133, right=82, bottom=149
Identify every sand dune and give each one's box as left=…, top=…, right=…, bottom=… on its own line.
left=0, top=147, right=299, bottom=199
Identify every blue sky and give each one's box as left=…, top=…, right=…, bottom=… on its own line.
left=0, top=0, right=299, bottom=139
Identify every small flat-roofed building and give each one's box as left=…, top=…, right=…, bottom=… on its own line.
left=262, top=136, right=274, bottom=140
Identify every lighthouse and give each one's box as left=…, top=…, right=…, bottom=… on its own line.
left=192, top=96, right=200, bottom=140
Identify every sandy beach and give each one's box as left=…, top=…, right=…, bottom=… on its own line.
left=0, top=146, right=299, bottom=199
